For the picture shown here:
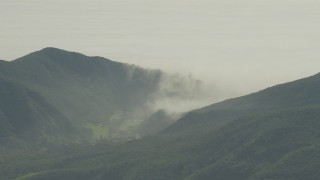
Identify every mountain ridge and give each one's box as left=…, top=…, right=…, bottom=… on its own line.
left=164, top=71, right=320, bottom=134
left=0, top=48, right=204, bottom=145
left=3, top=48, right=320, bottom=179
left=0, top=48, right=163, bottom=143
left=198, top=72, right=320, bottom=113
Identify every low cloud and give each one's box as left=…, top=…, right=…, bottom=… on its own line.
left=146, top=72, right=233, bottom=115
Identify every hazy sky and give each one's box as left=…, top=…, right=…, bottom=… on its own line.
left=1, top=0, right=320, bottom=97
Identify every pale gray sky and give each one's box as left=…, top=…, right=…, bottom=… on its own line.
left=1, top=0, right=320, bottom=97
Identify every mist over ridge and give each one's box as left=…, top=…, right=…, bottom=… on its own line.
left=0, top=47, right=225, bottom=143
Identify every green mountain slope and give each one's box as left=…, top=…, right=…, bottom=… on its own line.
left=0, top=48, right=204, bottom=143
left=166, top=72, right=320, bottom=134
left=1, top=48, right=162, bottom=124
left=5, top=73, right=320, bottom=180
left=0, top=79, right=79, bottom=147
left=201, top=72, right=320, bottom=112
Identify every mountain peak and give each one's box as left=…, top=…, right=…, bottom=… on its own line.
left=13, top=47, right=104, bottom=65
left=40, top=47, right=65, bottom=51
left=35, top=47, right=85, bottom=60
left=38, top=47, right=80, bottom=55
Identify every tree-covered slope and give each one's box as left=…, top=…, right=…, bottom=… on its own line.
left=5, top=73, right=320, bottom=180
left=167, top=72, right=320, bottom=133
left=0, top=47, right=162, bottom=124
left=0, top=48, right=204, bottom=142
left=8, top=107, right=320, bottom=180
left=0, top=79, right=80, bottom=147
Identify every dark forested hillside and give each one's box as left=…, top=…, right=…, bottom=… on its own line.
left=167, top=72, right=320, bottom=134
left=1, top=47, right=162, bottom=123
left=2, top=71, right=320, bottom=179
left=0, top=79, right=80, bottom=147
left=0, top=48, right=202, bottom=145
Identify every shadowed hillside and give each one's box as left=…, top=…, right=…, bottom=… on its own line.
left=5, top=72, right=320, bottom=180
left=0, top=48, right=205, bottom=144
left=0, top=79, right=80, bottom=147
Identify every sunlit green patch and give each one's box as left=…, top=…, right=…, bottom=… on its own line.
left=83, top=123, right=109, bottom=140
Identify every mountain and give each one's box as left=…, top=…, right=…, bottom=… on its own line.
left=166, top=72, right=320, bottom=134
left=0, top=48, right=203, bottom=144
left=0, top=79, right=80, bottom=147
left=1, top=47, right=161, bottom=123
left=5, top=72, right=320, bottom=180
